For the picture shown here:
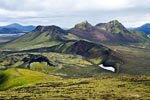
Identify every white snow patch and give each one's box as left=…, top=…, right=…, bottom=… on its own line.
left=99, top=64, right=115, bottom=72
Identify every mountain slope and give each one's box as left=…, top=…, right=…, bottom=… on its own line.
left=129, top=30, right=149, bottom=42
left=0, top=25, right=77, bottom=50
left=69, top=20, right=149, bottom=44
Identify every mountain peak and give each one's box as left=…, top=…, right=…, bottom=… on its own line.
left=80, top=20, right=89, bottom=24
left=95, top=20, right=129, bottom=34
left=11, top=23, right=21, bottom=25
left=74, top=20, right=93, bottom=30
left=108, top=20, right=121, bottom=25
left=34, top=25, right=66, bottom=36
left=35, top=25, right=63, bottom=32
left=7, top=23, right=22, bottom=27
left=107, top=20, right=129, bottom=34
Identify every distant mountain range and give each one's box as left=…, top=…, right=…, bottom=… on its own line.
left=0, top=20, right=149, bottom=51
left=131, top=23, right=150, bottom=34
left=0, top=23, right=36, bottom=34
left=69, top=20, right=148, bottom=44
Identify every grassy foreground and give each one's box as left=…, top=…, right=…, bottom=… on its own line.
left=0, top=68, right=58, bottom=90
left=0, top=75, right=150, bottom=99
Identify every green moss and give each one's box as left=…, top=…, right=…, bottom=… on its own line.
left=11, top=61, right=24, bottom=68
left=75, top=21, right=92, bottom=30
left=108, top=20, right=128, bottom=34
left=54, top=41, right=75, bottom=53
left=89, top=57, right=103, bottom=65
left=0, top=68, right=58, bottom=90
left=89, top=47, right=100, bottom=52
left=30, top=62, right=58, bottom=72
left=63, top=33, right=80, bottom=40
left=100, top=27, right=107, bottom=31
left=1, top=76, right=150, bottom=99
left=0, top=65, right=5, bottom=70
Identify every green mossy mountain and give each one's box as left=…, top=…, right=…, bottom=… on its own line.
left=96, top=20, right=129, bottom=34
left=74, top=20, right=93, bottom=30
left=0, top=20, right=149, bottom=51
left=129, top=30, right=149, bottom=42
left=70, top=20, right=149, bottom=44
left=0, top=25, right=75, bottom=50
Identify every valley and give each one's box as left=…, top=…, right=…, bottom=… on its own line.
left=0, top=20, right=150, bottom=99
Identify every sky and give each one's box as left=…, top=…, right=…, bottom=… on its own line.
left=0, top=0, right=150, bottom=28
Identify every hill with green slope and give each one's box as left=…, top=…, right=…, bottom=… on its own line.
left=0, top=25, right=78, bottom=50
left=0, top=68, right=58, bottom=90
left=74, top=20, right=93, bottom=30
left=69, top=20, right=149, bottom=44
left=96, top=20, right=130, bottom=34
left=129, top=30, right=149, bottom=42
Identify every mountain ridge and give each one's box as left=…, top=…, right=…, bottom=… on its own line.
left=69, top=20, right=148, bottom=44
left=0, top=23, right=36, bottom=34
left=133, top=23, right=150, bottom=34
left=0, top=20, right=149, bottom=50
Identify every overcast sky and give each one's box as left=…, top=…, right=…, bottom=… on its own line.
left=0, top=0, right=150, bottom=28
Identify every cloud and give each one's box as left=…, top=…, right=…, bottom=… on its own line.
left=74, top=0, right=133, bottom=11
left=0, top=0, right=130, bottom=11
left=0, top=0, right=149, bottom=27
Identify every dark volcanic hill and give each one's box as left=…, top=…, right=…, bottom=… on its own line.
left=69, top=20, right=148, bottom=44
